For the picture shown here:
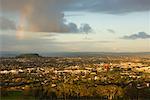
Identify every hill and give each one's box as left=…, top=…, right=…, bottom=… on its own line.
left=16, top=53, right=41, bottom=58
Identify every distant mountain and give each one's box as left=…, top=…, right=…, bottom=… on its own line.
left=0, top=51, right=18, bottom=57
left=17, top=53, right=41, bottom=58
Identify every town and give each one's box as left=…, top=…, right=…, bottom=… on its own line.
left=0, top=54, right=150, bottom=100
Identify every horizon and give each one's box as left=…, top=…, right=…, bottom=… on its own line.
left=1, top=51, right=150, bottom=57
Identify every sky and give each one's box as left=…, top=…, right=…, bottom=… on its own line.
left=0, top=0, right=150, bottom=53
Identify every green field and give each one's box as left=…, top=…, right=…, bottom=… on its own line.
left=1, top=91, right=36, bottom=100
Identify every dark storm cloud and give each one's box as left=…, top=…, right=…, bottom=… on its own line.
left=69, top=0, right=150, bottom=14
left=0, top=17, right=16, bottom=30
left=121, top=32, right=150, bottom=40
left=0, top=0, right=149, bottom=33
left=1, top=0, right=149, bottom=14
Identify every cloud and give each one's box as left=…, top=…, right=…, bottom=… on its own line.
left=70, top=0, right=150, bottom=14
left=80, top=24, right=92, bottom=33
left=1, top=0, right=149, bottom=33
left=107, top=29, right=115, bottom=34
left=51, top=40, right=113, bottom=44
left=0, top=0, right=93, bottom=33
left=2, top=0, right=149, bottom=14
left=0, top=17, right=16, bottom=30
left=0, top=33, right=58, bottom=52
left=121, top=32, right=150, bottom=40
left=66, top=23, right=92, bottom=33
left=0, top=33, right=112, bottom=52
left=67, top=23, right=79, bottom=33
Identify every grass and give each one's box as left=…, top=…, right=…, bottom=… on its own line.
left=0, top=91, right=36, bottom=100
